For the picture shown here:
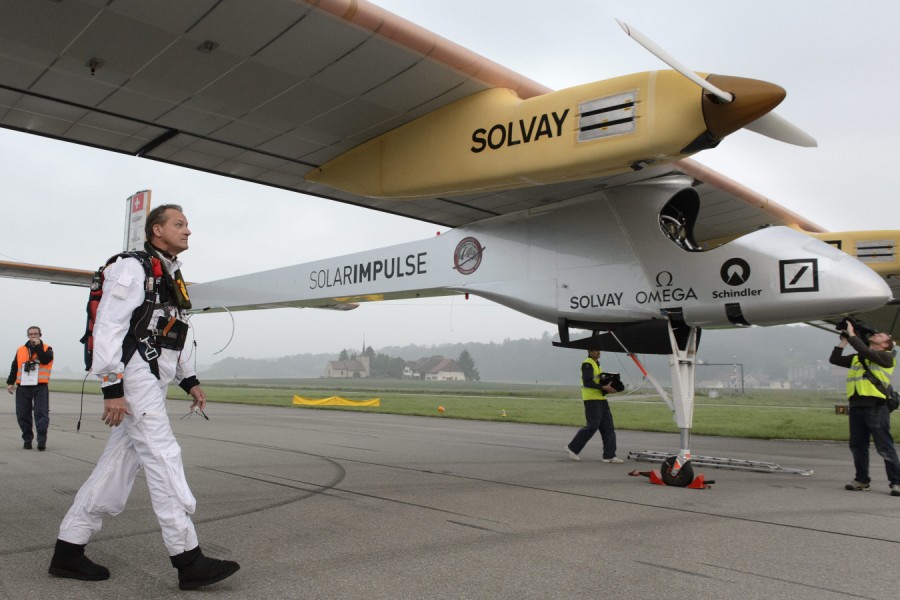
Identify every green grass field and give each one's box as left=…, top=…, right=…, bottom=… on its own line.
left=51, top=378, right=882, bottom=442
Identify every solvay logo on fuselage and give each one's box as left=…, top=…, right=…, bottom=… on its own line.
left=471, top=109, right=570, bottom=153
left=570, top=292, right=623, bottom=310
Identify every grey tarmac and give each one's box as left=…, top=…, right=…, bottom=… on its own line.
left=1, top=392, right=898, bottom=600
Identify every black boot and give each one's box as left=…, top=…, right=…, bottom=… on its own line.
left=48, top=539, right=110, bottom=581
left=170, top=546, right=240, bottom=591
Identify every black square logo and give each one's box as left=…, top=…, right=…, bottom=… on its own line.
left=779, top=258, right=819, bottom=293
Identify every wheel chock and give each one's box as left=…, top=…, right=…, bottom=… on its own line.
left=686, top=473, right=713, bottom=489
left=628, top=469, right=714, bottom=489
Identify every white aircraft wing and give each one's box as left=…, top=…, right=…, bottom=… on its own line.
left=0, top=0, right=818, bottom=235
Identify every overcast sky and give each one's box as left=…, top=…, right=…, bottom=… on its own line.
left=1, top=0, right=898, bottom=373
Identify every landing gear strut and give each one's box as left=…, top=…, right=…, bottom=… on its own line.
left=614, top=319, right=701, bottom=487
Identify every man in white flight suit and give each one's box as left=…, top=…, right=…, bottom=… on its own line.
left=48, top=205, right=240, bottom=591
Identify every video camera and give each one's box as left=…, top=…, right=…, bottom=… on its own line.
left=599, top=372, right=625, bottom=393
left=836, top=316, right=877, bottom=344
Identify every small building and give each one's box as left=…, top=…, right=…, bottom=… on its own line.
left=326, top=355, right=370, bottom=378
left=405, top=356, right=465, bottom=381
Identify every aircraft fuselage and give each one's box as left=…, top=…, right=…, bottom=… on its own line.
left=189, top=176, right=891, bottom=333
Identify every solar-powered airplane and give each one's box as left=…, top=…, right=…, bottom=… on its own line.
left=1, top=0, right=897, bottom=483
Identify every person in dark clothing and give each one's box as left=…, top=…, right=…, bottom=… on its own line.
left=7, top=326, right=53, bottom=450
left=565, top=347, right=623, bottom=462
left=829, top=320, right=900, bottom=496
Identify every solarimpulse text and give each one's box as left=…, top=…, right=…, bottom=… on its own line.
left=309, top=252, right=427, bottom=289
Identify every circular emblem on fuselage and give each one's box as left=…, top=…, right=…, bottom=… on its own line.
left=720, top=258, right=751, bottom=286
left=454, top=237, right=483, bottom=275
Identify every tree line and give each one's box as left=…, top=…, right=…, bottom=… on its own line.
left=200, top=324, right=843, bottom=387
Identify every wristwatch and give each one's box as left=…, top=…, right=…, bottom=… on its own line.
left=102, top=372, right=121, bottom=384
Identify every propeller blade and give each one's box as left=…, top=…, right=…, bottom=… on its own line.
left=616, top=19, right=733, bottom=103
left=745, top=112, right=818, bottom=147
left=617, top=19, right=817, bottom=148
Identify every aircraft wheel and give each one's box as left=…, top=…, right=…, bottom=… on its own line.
left=660, top=456, right=694, bottom=487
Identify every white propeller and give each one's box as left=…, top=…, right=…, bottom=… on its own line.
left=616, top=20, right=733, bottom=103
left=744, top=112, right=818, bottom=148
left=616, top=20, right=817, bottom=147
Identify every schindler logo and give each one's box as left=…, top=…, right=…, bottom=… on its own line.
left=720, top=258, right=751, bottom=286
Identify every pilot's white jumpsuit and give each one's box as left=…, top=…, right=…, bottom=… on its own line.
left=58, top=253, right=199, bottom=555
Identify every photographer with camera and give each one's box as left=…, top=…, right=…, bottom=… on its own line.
left=829, top=318, right=900, bottom=496
left=565, top=346, right=625, bottom=462
left=6, top=326, right=53, bottom=451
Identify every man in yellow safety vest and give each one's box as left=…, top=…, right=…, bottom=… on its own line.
left=565, top=346, right=623, bottom=463
left=829, top=320, right=900, bottom=496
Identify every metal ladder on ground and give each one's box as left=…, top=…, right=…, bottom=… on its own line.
left=628, top=450, right=814, bottom=476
